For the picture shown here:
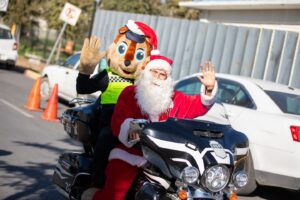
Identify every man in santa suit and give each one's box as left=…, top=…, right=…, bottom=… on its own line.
left=91, top=51, right=218, bottom=200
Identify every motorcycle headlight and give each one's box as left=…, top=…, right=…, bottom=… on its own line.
left=201, top=165, right=230, bottom=192
left=233, top=170, right=248, bottom=188
left=181, top=166, right=199, bottom=184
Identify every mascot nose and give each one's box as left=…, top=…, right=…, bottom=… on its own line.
left=124, top=60, right=131, bottom=67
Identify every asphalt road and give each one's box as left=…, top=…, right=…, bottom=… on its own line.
left=0, top=67, right=299, bottom=200
left=0, top=67, right=80, bottom=200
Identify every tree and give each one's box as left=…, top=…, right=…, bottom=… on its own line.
left=101, top=0, right=199, bottom=20
left=44, top=0, right=94, bottom=41
left=1, top=0, right=43, bottom=35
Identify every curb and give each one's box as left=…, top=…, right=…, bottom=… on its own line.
left=24, top=69, right=42, bottom=80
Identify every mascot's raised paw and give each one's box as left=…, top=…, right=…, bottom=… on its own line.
left=79, top=36, right=106, bottom=75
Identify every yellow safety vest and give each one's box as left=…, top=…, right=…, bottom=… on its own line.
left=100, top=69, right=133, bottom=104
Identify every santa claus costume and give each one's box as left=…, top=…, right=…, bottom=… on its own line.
left=92, top=52, right=218, bottom=200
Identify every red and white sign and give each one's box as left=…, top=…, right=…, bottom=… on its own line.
left=59, top=2, right=81, bottom=26
left=0, top=0, right=9, bottom=12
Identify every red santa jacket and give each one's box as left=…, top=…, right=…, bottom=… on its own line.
left=109, top=84, right=217, bottom=166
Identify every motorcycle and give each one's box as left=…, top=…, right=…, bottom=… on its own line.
left=53, top=99, right=250, bottom=200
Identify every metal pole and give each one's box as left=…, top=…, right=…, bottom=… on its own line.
left=89, top=0, right=101, bottom=37
left=46, top=22, right=67, bottom=65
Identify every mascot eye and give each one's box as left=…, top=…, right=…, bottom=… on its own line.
left=117, top=43, right=127, bottom=55
left=135, top=49, right=145, bottom=61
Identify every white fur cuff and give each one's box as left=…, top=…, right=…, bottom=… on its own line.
left=200, top=82, right=218, bottom=106
left=109, top=148, right=147, bottom=167
left=118, top=118, right=135, bottom=148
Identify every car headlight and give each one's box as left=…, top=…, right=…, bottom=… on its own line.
left=233, top=170, right=248, bottom=188
left=201, top=165, right=230, bottom=192
left=181, top=166, right=199, bottom=184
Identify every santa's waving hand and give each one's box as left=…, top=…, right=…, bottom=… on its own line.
left=197, top=61, right=216, bottom=96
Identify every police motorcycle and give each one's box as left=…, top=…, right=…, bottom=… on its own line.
left=53, top=99, right=250, bottom=200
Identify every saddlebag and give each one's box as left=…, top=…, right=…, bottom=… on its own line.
left=52, top=152, right=93, bottom=199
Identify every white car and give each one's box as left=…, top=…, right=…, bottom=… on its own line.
left=41, top=52, right=101, bottom=102
left=0, top=24, right=18, bottom=68
left=175, top=73, right=300, bottom=194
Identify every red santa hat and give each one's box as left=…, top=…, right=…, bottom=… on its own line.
left=145, top=50, right=173, bottom=74
left=126, top=20, right=158, bottom=49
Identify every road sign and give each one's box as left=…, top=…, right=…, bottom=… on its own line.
left=0, top=0, right=9, bottom=12
left=59, top=2, right=81, bottom=26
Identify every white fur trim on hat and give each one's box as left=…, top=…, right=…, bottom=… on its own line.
left=118, top=118, right=135, bottom=148
left=200, top=81, right=218, bottom=106
left=151, top=49, right=160, bottom=55
left=126, top=20, right=144, bottom=35
left=109, top=148, right=147, bottom=167
left=146, top=59, right=172, bottom=74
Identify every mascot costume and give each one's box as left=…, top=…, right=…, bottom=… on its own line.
left=76, top=19, right=158, bottom=187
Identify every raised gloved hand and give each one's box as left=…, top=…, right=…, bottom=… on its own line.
left=79, top=36, right=106, bottom=75
left=197, top=61, right=216, bottom=96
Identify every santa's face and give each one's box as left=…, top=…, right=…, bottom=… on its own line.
left=150, top=69, right=167, bottom=82
left=135, top=67, right=174, bottom=121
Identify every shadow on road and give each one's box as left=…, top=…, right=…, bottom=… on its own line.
left=240, top=185, right=300, bottom=200
left=0, top=140, right=79, bottom=199
left=13, top=140, right=80, bottom=154
left=0, top=160, right=63, bottom=200
left=0, top=64, right=27, bottom=74
left=0, top=150, right=13, bottom=157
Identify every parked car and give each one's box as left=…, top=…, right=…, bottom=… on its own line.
left=0, top=24, right=18, bottom=69
left=41, top=52, right=101, bottom=102
left=175, top=73, right=300, bottom=194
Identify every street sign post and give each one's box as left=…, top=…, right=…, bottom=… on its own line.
left=0, top=0, right=9, bottom=12
left=46, top=2, right=81, bottom=65
left=59, top=2, right=82, bottom=26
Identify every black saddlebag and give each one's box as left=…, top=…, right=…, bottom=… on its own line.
left=52, top=152, right=93, bottom=199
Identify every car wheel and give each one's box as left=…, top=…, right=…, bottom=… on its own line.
left=237, top=151, right=257, bottom=195
left=40, top=76, right=51, bottom=101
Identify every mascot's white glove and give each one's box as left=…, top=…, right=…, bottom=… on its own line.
left=79, top=36, right=106, bottom=75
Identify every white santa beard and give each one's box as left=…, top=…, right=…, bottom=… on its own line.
left=135, top=69, right=174, bottom=121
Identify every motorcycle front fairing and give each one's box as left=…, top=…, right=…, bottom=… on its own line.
left=139, top=103, right=249, bottom=194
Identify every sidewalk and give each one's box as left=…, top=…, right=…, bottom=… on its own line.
left=16, top=56, right=45, bottom=79
left=16, top=56, right=45, bottom=73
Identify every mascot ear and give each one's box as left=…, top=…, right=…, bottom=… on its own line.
left=140, top=56, right=151, bottom=70
left=119, top=26, right=129, bottom=34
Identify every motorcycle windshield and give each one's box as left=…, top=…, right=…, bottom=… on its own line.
left=194, top=101, right=230, bottom=125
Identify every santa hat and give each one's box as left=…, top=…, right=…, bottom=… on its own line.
left=126, top=20, right=158, bottom=49
left=145, top=50, right=173, bottom=74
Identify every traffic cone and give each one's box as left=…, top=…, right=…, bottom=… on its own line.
left=41, top=84, right=59, bottom=122
left=25, top=77, right=42, bottom=111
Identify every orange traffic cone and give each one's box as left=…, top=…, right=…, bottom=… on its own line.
left=41, top=84, right=59, bottom=122
left=25, top=77, right=42, bottom=111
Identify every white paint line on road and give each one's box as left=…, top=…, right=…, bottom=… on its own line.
left=0, top=98, right=34, bottom=118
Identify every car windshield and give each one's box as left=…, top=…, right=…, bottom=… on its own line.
left=0, top=28, right=12, bottom=39
left=64, top=53, right=80, bottom=68
left=175, top=77, right=230, bottom=124
left=264, top=90, right=300, bottom=116
left=195, top=102, right=230, bottom=125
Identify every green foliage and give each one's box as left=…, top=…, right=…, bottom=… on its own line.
left=101, top=0, right=200, bottom=19
left=44, top=0, right=94, bottom=41
left=1, top=0, right=42, bottom=31
left=101, top=0, right=161, bottom=15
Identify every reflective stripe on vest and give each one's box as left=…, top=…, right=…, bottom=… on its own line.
left=100, top=69, right=133, bottom=104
